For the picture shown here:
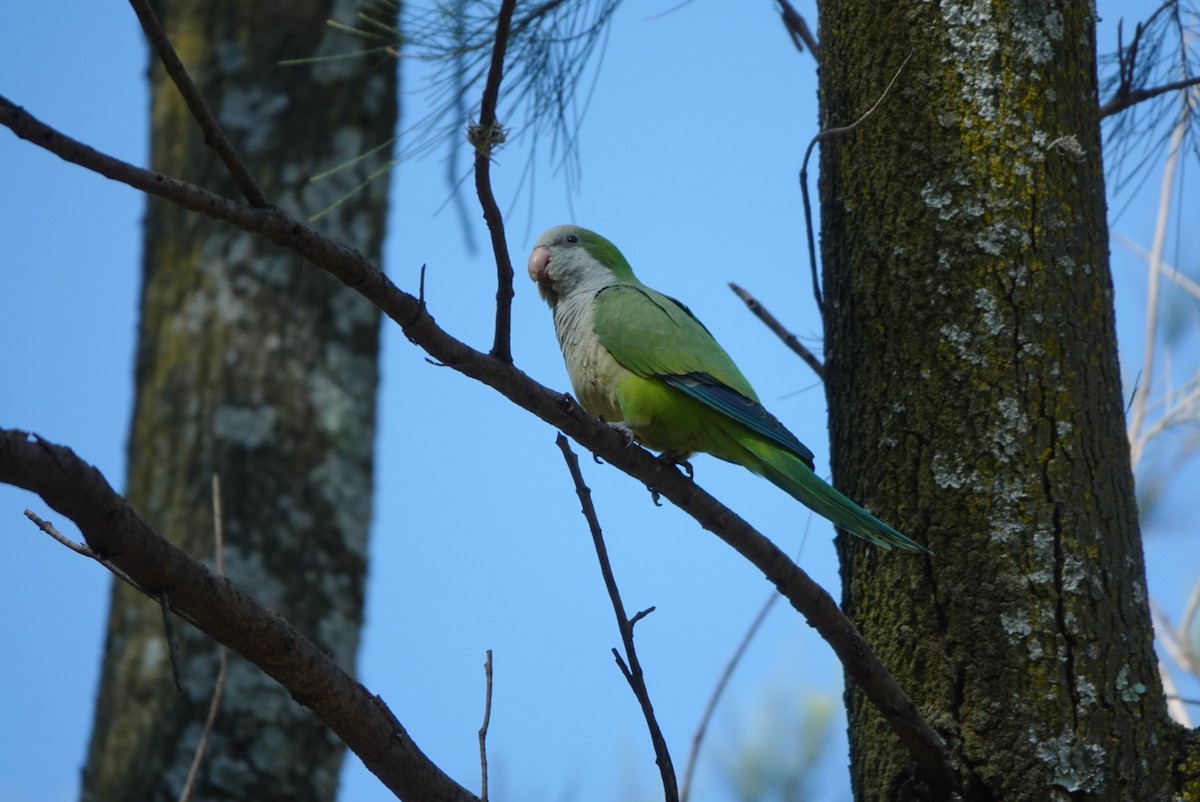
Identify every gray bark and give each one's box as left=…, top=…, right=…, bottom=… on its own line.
left=816, top=1, right=1193, bottom=799
left=81, top=2, right=398, bottom=800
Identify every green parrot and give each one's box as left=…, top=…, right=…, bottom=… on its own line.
left=528, top=224, right=925, bottom=552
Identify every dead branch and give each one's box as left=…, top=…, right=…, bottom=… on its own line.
left=729, top=282, right=825, bottom=380
left=3, top=430, right=477, bottom=802
left=556, top=435, right=679, bottom=802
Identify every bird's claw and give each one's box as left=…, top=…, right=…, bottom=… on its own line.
left=605, top=421, right=637, bottom=446
left=657, top=451, right=694, bottom=479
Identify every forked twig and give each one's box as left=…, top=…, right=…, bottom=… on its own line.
left=555, top=434, right=679, bottom=802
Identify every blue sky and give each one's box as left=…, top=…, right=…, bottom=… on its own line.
left=2, top=2, right=1198, bottom=802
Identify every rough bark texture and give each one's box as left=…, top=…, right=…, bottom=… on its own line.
left=816, top=1, right=1192, bottom=799
left=80, top=2, right=397, bottom=800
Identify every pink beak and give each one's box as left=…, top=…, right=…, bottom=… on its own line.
left=528, top=246, right=551, bottom=284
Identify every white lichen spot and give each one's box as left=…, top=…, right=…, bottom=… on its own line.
left=136, top=637, right=167, bottom=682
left=222, top=545, right=288, bottom=609
left=1115, top=664, right=1148, bottom=702
left=941, top=324, right=987, bottom=366
left=1028, top=637, right=1044, bottom=660
left=993, top=397, right=1027, bottom=457
left=1034, top=731, right=1106, bottom=793
left=1001, top=610, right=1032, bottom=638
left=941, top=0, right=1001, bottom=120
left=1014, top=10, right=1062, bottom=65
left=921, top=182, right=954, bottom=213
left=1060, top=552, right=1086, bottom=594
left=931, top=451, right=969, bottom=490
left=1131, top=580, right=1146, bottom=605
left=213, top=405, right=278, bottom=449
left=219, top=89, right=290, bottom=153
left=975, top=288, right=1003, bottom=335
left=328, top=285, right=376, bottom=336
left=1077, top=676, right=1097, bottom=706
left=308, top=453, right=371, bottom=559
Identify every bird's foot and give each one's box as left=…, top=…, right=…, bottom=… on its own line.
left=605, top=421, right=638, bottom=446
left=643, top=451, right=694, bottom=506
left=657, top=451, right=694, bottom=480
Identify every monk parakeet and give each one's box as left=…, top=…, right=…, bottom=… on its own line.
left=528, top=225, right=924, bottom=552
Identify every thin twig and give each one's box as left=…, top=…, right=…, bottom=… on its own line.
left=729, top=282, right=825, bottom=380
left=1101, top=75, right=1200, bottom=118
left=555, top=434, right=680, bottom=802
left=1128, top=80, right=1193, bottom=469
left=471, top=0, right=519, bottom=364
left=478, top=649, right=494, bottom=802
left=23, top=511, right=148, bottom=602
left=1167, top=695, right=1200, bottom=706
left=0, top=100, right=958, bottom=794
left=23, top=509, right=98, bottom=557
left=160, top=591, right=184, bottom=693
left=1159, top=659, right=1192, bottom=726
left=179, top=475, right=230, bottom=802
left=800, top=51, right=913, bottom=313
left=125, top=0, right=269, bottom=207
left=680, top=589, right=779, bottom=802
left=775, top=0, right=819, bottom=60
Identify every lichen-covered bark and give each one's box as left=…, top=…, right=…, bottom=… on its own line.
left=80, top=2, right=397, bottom=800
left=816, top=1, right=1187, bottom=799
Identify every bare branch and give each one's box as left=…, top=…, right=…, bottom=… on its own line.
left=800, top=52, right=912, bottom=313
left=24, top=509, right=141, bottom=591
left=0, top=99, right=958, bottom=796
left=3, top=431, right=478, bottom=802
left=470, top=0, right=519, bottom=363
left=729, top=282, right=825, bottom=380
left=775, top=0, right=819, bottom=60
left=23, top=509, right=98, bottom=558
left=125, top=0, right=268, bottom=207
left=1102, top=74, right=1200, bottom=118
left=478, top=649, right=493, bottom=802
left=555, top=435, right=679, bottom=802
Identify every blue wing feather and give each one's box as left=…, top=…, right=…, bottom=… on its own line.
left=664, top=373, right=816, bottom=470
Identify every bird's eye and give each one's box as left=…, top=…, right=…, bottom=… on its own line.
left=566, top=234, right=579, bottom=244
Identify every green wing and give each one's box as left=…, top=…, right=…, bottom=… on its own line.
left=594, top=284, right=814, bottom=469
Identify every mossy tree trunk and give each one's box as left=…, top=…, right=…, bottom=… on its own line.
left=80, top=2, right=398, bottom=800
left=816, top=1, right=1196, bottom=799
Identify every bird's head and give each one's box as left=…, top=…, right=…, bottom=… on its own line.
left=528, top=225, right=636, bottom=305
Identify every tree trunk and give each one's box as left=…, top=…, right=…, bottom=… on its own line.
left=816, top=1, right=1192, bottom=798
left=81, top=2, right=397, bottom=800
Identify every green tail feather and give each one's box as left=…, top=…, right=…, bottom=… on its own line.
left=741, top=440, right=927, bottom=552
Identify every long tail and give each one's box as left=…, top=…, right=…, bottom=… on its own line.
left=741, top=439, right=927, bottom=552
